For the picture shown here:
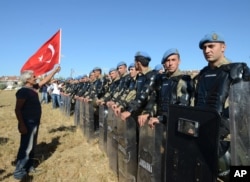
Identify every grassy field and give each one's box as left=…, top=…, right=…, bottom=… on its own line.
left=0, top=90, right=118, bottom=182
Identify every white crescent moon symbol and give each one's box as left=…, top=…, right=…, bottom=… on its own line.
left=45, top=44, right=55, bottom=63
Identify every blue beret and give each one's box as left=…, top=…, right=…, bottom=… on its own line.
left=117, top=61, right=127, bottom=68
left=135, top=51, right=151, bottom=61
left=82, top=74, right=87, bottom=78
left=66, top=77, right=72, bottom=80
left=109, top=68, right=117, bottom=73
left=199, top=32, right=225, bottom=49
left=154, top=64, right=164, bottom=71
left=161, top=48, right=179, bottom=64
left=128, top=63, right=135, bottom=70
left=93, top=67, right=102, bottom=71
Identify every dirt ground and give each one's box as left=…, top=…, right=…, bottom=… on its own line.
left=0, top=90, right=118, bottom=182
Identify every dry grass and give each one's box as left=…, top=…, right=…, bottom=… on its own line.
left=0, top=90, right=118, bottom=182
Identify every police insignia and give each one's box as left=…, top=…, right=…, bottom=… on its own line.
left=212, top=33, right=218, bottom=40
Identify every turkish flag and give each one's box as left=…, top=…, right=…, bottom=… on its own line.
left=21, top=30, right=61, bottom=76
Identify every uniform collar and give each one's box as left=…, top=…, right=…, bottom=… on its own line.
left=209, top=57, right=231, bottom=69
left=166, top=69, right=182, bottom=77
left=141, top=67, right=152, bottom=75
left=114, top=77, right=120, bottom=81
left=121, top=72, right=128, bottom=77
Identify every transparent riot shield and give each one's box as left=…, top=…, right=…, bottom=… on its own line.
left=117, top=116, right=138, bottom=182
left=99, top=105, right=108, bottom=153
left=137, top=122, right=166, bottom=182
left=165, top=105, right=220, bottom=182
left=83, top=101, right=89, bottom=138
left=79, top=99, right=85, bottom=135
left=106, top=108, right=119, bottom=177
left=83, top=101, right=88, bottom=137
left=69, top=96, right=76, bottom=116
left=65, top=95, right=71, bottom=117
left=60, top=94, right=65, bottom=113
left=65, top=95, right=70, bottom=116
left=229, top=80, right=250, bottom=165
left=84, top=101, right=95, bottom=142
left=63, top=95, right=68, bottom=115
left=74, top=99, right=80, bottom=126
left=88, top=101, right=96, bottom=142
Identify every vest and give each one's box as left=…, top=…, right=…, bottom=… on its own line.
left=155, top=74, right=183, bottom=114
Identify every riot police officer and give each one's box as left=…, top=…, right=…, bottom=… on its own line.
left=113, top=63, right=138, bottom=114
left=194, top=32, right=250, bottom=181
left=106, top=61, right=131, bottom=107
left=144, top=48, right=193, bottom=128
left=120, top=51, right=158, bottom=120
left=96, top=68, right=120, bottom=105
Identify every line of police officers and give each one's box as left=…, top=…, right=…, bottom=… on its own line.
left=60, top=32, right=250, bottom=182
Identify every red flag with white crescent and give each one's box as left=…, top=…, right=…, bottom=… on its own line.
left=21, top=29, right=61, bottom=76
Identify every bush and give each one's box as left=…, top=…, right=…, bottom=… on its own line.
left=0, top=83, right=7, bottom=90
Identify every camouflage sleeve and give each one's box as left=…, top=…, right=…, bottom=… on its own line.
left=118, top=90, right=136, bottom=110
left=127, top=73, right=157, bottom=114
left=111, top=91, right=121, bottom=102
left=103, top=91, right=112, bottom=102
left=176, top=75, right=194, bottom=106
left=83, top=85, right=92, bottom=98
left=113, top=87, right=130, bottom=103
left=96, top=78, right=107, bottom=99
left=141, top=90, right=157, bottom=117
left=190, top=76, right=198, bottom=106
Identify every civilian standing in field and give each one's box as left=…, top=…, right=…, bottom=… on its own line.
left=39, top=83, right=49, bottom=104
left=13, top=66, right=61, bottom=180
left=50, top=79, right=62, bottom=108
